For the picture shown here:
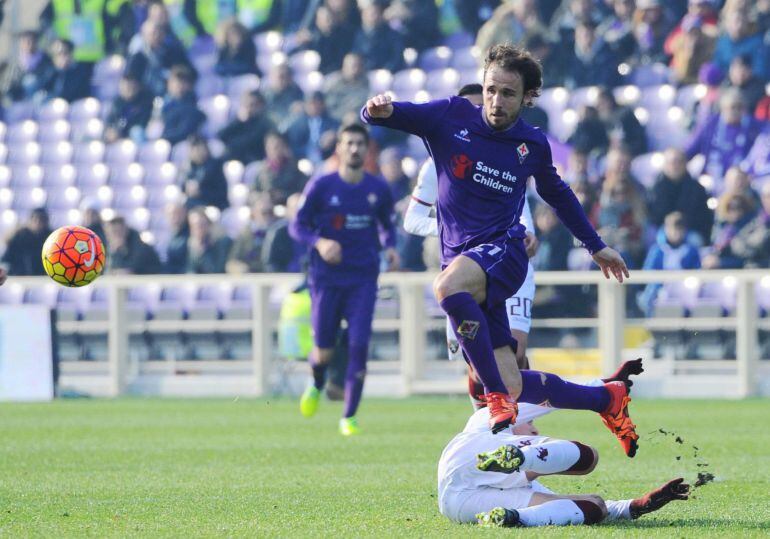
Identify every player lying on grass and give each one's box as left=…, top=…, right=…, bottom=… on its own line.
left=364, top=44, right=629, bottom=433
left=438, top=363, right=689, bottom=527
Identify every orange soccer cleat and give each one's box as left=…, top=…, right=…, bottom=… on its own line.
left=600, top=381, right=639, bottom=457
left=483, top=392, right=519, bottom=433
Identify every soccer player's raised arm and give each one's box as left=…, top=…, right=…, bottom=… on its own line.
left=361, top=95, right=452, bottom=138
left=533, top=140, right=629, bottom=282
left=289, top=179, right=322, bottom=248
left=403, top=160, right=439, bottom=237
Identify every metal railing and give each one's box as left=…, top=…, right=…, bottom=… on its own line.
left=6, top=269, right=769, bottom=398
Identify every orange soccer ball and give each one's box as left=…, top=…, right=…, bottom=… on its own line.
left=41, top=225, right=106, bottom=287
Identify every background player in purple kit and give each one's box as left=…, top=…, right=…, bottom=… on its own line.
left=363, top=44, right=630, bottom=434
left=290, top=123, right=399, bottom=436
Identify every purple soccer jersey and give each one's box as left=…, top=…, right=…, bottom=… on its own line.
left=362, top=97, right=606, bottom=266
left=289, top=171, right=397, bottom=286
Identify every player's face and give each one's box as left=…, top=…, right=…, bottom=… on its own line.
left=482, top=65, right=526, bottom=131
left=337, top=132, right=367, bottom=169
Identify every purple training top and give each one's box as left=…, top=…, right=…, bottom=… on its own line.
left=290, top=171, right=397, bottom=286
left=362, top=97, right=606, bottom=265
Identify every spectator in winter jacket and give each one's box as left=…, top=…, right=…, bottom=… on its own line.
left=179, top=135, right=229, bottom=210
left=104, top=216, right=161, bottom=274
left=352, top=0, right=405, bottom=72
left=125, top=19, right=194, bottom=98
left=0, top=30, right=55, bottom=103
left=185, top=207, right=232, bottom=274
left=702, top=191, right=756, bottom=269
left=218, top=90, right=275, bottom=164
left=730, top=183, right=770, bottom=268
left=637, top=212, right=701, bottom=316
left=648, top=148, right=714, bottom=243
left=596, top=86, right=648, bottom=157
left=1, top=208, right=51, bottom=276
left=214, top=19, right=260, bottom=78
left=104, top=74, right=154, bottom=143
left=42, top=39, right=92, bottom=103
left=160, top=65, right=206, bottom=145
left=565, top=18, right=621, bottom=89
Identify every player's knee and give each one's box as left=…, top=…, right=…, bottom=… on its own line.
left=568, top=442, right=599, bottom=474
left=574, top=496, right=607, bottom=525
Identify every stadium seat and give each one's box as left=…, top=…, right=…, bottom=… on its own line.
left=37, top=98, right=69, bottom=122
left=69, top=97, right=101, bottom=121
left=645, top=108, right=688, bottom=152
left=220, top=206, right=249, bottom=237
left=254, top=31, right=283, bottom=53
left=289, top=50, right=321, bottom=74
left=23, top=283, right=59, bottom=307
left=190, top=52, right=218, bottom=77
left=46, top=186, right=81, bottom=210
left=0, top=143, right=7, bottom=165
left=295, top=71, right=324, bottom=95
left=70, top=118, right=104, bottom=141
left=631, top=152, right=664, bottom=190
left=368, top=69, right=393, bottom=94
left=110, top=162, right=145, bottom=185
left=76, top=163, right=110, bottom=188
left=224, top=74, right=261, bottom=102
left=629, top=63, right=672, bottom=87
left=143, top=162, right=177, bottom=186
left=4, top=102, right=35, bottom=123
left=12, top=187, right=47, bottom=210
left=449, top=46, right=479, bottom=71
left=10, top=164, right=44, bottom=187
left=418, top=46, right=453, bottom=71
left=425, top=68, right=460, bottom=97
left=0, top=282, right=25, bottom=304
left=105, top=140, right=138, bottom=165
left=0, top=165, right=10, bottom=188
left=7, top=120, right=38, bottom=145
left=567, top=86, right=599, bottom=109
left=392, top=69, right=427, bottom=100
left=198, top=95, right=232, bottom=137
left=73, top=140, right=106, bottom=165
left=639, top=84, right=677, bottom=112
left=40, top=141, right=74, bottom=165
left=443, top=31, right=474, bottom=49
left=675, top=83, right=706, bottom=112
left=195, top=75, right=225, bottom=99
left=537, top=87, right=569, bottom=125
left=137, top=139, right=172, bottom=165
left=223, top=160, right=244, bottom=185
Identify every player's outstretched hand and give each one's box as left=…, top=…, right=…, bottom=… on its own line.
left=365, top=94, right=394, bottom=119
left=384, top=247, right=400, bottom=271
left=0, top=267, right=6, bottom=286
left=523, top=232, right=539, bottom=258
left=315, top=238, right=342, bottom=265
left=592, top=247, right=630, bottom=283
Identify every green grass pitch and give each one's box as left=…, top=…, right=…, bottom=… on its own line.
left=1, top=397, right=769, bottom=537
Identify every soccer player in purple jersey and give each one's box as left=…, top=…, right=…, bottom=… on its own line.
left=362, top=44, right=629, bottom=434
left=290, top=124, right=399, bottom=436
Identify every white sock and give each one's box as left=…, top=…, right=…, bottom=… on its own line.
left=517, top=499, right=584, bottom=526
left=519, top=440, right=580, bottom=475
left=605, top=500, right=632, bottom=521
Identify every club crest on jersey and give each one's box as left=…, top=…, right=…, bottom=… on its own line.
left=454, top=128, right=471, bottom=142
left=516, top=143, right=529, bottom=164
left=450, top=154, right=473, bottom=179
left=367, top=193, right=378, bottom=206
left=329, top=195, right=341, bottom=206
left=457, top=320, right=480, bottom=340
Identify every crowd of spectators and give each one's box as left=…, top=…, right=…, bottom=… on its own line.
left=0, top=0, right=768, bottom=318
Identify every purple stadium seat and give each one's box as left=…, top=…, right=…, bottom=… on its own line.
left=640, top=84, right=676, bottom=112
left=70, top=118, right=104, bottom=141
left=567, top=86, right=600, bottom=109
left=12, top=187, right=47, bottom=210
left=223, top=160, right=244, bottom=186
left=0, top=122, right=6, bottom=143
left=646, top=109, right=688, bottom=152
left=93, top=55, right=125, bottom=83
left=76, top=163, right=110, bottom=188
left=629, top=63, right=672, bottom=87
left=220, top=206, right=249, bottom=237
left=198, top=95, right=232, bottom=137
left=73, top=140, right=105, bottom=165
left=295, top=71, right=324, bottom=95
left=700, top=280, right=736, bottom=312
left=0, top=165, right=10, bottom=187
left=425, top=68, right=461, bottom=97
left=170, top=140, right=190, bottom=165
left=57, top=286, right=93, bottom=308
left=189, top=35, right=217, bottom=56
left=675, top=83, right=706, bottom=111
left=4, top=102, right=35, bottom=123
left=757, top=280, right=770, bottom=314
left=631, top=152, right=664, bottom=189
left=567, top=247, right=593, bottom=271
left=392, top=68, right=427, bottom=100
left=47, top=186, right=81, bottom=209
left=10, top=165, right=44, bottom=187
left=43, top=164, right=77, bottom=188
left=7, top=120, right=38, bottom=144
left=0, top=143, right=7, bottom=165
left=368, top=69, right=393, bottom=94
left=195, top=75, right=225, bottom=99
left=449, top=46, right=479, bottom=71
left=105, top=140, right=138, bottom=165
left=6, top=142, right=41, bottom=165
left=112, top=184, right=147, bottom=209
left=0, top=187, right=14, bottom=210
left=37, top=98, right=69, bottom=122
left=137, top=139, right=171, bottom=165
left=254, top=31, right=283, bottom=53
left=190, top=51, right=218, bottom=77
left=95, top=80, right=120, bottom=101
left=110, top=162, right=145, bottom=185
left=288, top=50, right=321, bottom=74
left=39, top=141, right=73, bottom=165
left=443, top=32, right=474, bottom=49
left=69, top=98, right=101, bottom=121
left=225, top=74, right=261, bottom=102
left=537, top=87, right=570, bottom=123
left=144, top=162, right=177, bottom=185
left=419, top=46, right=453, bottom=70
left=126, top=207, right=151, bottom=230
left=612, top=85, right=641, bottom=107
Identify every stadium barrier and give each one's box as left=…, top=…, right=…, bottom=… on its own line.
left=5, top=269, right=769, bottom=399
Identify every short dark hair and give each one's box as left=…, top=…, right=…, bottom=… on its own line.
left=458, top=83, right=483, bottom=97
left=337, top=123, right=369, bottom=144
left=483, top=44, right=543, bottom=99
left=169, top=64, right=195, bottom=84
